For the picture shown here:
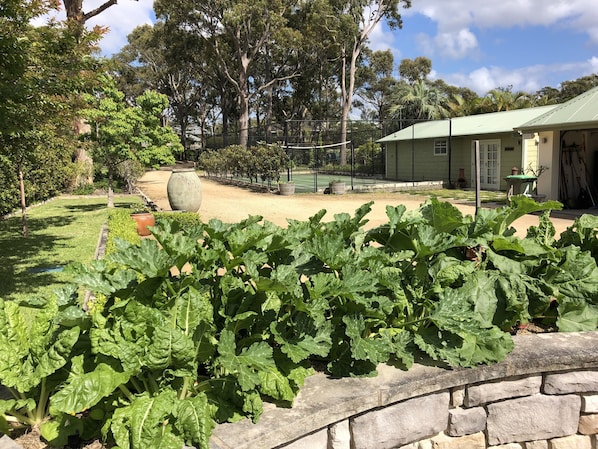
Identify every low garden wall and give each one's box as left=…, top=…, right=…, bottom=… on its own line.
left=210, top=332, right=598, bottom=449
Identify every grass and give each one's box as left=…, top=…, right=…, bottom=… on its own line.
left=405, top=188, right=508, bottom=203
left=0, top=195, right=142, bottom=302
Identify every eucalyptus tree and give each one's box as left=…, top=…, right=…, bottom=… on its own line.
left=398, top=56, right=432, bottom=84
left=317, top=0, right=411, bottom=164
left=355, top=49, right=397, bottom=124
left=155, top=0, right=301, bottom=148
left=276, top=0, right=342, bottom=141
left=62, top=0, right=139, bottom=24
left=113, top=23, right=216, bottom=154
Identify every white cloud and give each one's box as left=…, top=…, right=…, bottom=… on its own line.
left=368, top=22, right=397, bottom=53
left=437, top=59, right=598, bottom=95
left=404, top=0, right=598, bottom=58
left=434, top=28, right=478, bottom=59
left=85, top=0, right=154, bottom=55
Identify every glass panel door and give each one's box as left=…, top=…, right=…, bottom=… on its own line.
left=480, top=140, right=500, bottom=189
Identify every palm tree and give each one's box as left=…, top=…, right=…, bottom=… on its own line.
left=482, top=87, right=532, bottom=112
left=389, top=80, right=449, bottom=124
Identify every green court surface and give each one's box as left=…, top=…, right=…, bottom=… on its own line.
left=273, top=171, right=389, bottom=193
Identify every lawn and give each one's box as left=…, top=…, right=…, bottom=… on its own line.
left=0, top=195, right=142, bottom=301
left=405, top=188, right=508, bottom=203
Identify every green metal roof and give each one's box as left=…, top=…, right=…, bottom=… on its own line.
left=378, top=105, right=556, bottom=143
left=517, top=86, right=598, bottom=132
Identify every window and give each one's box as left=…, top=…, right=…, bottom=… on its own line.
left=434, top=139, right=447, bottom=156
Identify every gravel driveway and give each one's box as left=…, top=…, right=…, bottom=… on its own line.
left=136, top=169, right=575, bottom=237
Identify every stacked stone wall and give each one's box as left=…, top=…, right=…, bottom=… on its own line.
left=210, top=333, right=598, bottom=449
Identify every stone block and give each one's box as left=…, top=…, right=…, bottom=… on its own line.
left=548, top=434, right=591, bottom=449
left=524, top=441, right=548, bottom=449
left=581, top=394, right=598, bottom=413
left=486, top=394, right=580, bottom=445
left=447, top=407, right=486, bottom=436
left=451, top=387, right=465, bottom=407
left=431, top=432, right=485, bottom=448
left=279, top=428, right=328, bottom=449
left=465, top=375, right=542, bottom=407
left=578, top=413, right=598, bottom=434
left=350, top=392, right=449, bottom=449
left=329, top=420, right=350, bottom=449
left=0, top=436, right=22, bottom=449
left=543, top=371, right=598, bottom=394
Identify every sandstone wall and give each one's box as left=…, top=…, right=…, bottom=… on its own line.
left=210, top=332, right=598, bottom=449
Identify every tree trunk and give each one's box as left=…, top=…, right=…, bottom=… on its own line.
left=107, top=170, right=115, bottom=208
left=63, top=0, right=119, bottom=24
left=238, top=91, right=250, bottom=148
left=18, top=163, right=28, bottom=238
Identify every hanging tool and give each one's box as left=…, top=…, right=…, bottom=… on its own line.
left=577, top=135, right=596, bottom=207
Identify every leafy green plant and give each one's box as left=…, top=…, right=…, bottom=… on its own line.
left=199, top=143, right=290, bottom=186
left=3, top=196, right=598, bottom=448
left=0, top=288, right=95, bottom=446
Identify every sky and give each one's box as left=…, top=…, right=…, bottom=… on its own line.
left=41, top=0, right=598, bottom=96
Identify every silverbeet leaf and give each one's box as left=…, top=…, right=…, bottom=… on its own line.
left=216, top=329, right=276, bottom=392
left=50, top=363, right=131, bottom=415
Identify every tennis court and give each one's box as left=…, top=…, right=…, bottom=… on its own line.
left=278, top=171, right=392, bottom=193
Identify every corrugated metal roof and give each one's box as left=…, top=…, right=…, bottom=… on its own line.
left=517, top=86, right=598, bottom=132
left=378, top=105, right=556, bottom=142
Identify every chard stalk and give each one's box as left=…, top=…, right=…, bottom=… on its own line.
left=5, top=410, right=32, bottom=426
left=129, top=377, right=143, bottom=394
left=7, top=386, right=20, bottom=401
left=118, top=384, right=135, bottom=402
left=179, top=377, right=191, bottom=400
left=34, top=378, right=48, bottom=424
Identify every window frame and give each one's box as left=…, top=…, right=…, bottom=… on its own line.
left=434, top=139, right=448, bottom=156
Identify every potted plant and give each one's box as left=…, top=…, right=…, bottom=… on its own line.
left=130, top=205, right=155, bottom=236
left=278, top=180, right=295, bottom=196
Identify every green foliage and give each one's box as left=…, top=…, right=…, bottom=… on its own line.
left=4, top=196, right=598, bottom=448
left=106, top=208, right=142, bottom=253
left=199, top=143, right=290, bottom=185
left=82, top=78, right=180, bottom=196
left=0, top=5, right=103, bottom=216
left=0, top=289, right=92, bottom=445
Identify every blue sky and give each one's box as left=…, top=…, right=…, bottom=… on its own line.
left=42, top=0, right=598, bottom=96
left=371, top=0, right=598, bottom=94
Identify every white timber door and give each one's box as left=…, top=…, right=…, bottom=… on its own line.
left=472, top=139, right=501, bottom=190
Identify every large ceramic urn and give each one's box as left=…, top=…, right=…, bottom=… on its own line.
left=167, top=168, right=202, bottom=212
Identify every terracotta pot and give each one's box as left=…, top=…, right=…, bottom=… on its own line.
left=131, top=212, right=155, bottom=236
left=167, top=168, right=202, bottom=212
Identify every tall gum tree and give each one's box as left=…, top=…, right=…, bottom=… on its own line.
left=155, top=0, right=300, bottom=148
left=62, top=0, right=137, bottom=24
left=327, top=0, right=411, bottom=164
